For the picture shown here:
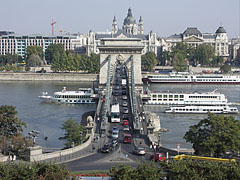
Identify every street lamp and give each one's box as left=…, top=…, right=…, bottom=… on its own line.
left=28, top=129, right=40, bottom=145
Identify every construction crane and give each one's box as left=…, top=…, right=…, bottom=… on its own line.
left=50, top=20, right=56, bottom=36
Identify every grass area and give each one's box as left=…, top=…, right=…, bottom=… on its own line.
left=71, top=169, right=109, bottom=176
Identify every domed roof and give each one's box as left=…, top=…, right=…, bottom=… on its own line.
left=216, top=26, right=226, bottom=33
left=123, top=8, right=136, bottom=25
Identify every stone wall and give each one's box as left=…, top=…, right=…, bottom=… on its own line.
left=28, top=131, right=94, bottom=162
left=0, top=73, right=98, bottom=82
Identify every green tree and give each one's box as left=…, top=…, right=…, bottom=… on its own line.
left=0, top=162, right=70, bottom=180
left=80, top=54, right=90, bottom=72
left=235, top=48, right=240, bottom=66
left=26, top=54, right=42, bottom=67
left=59, top=118, right=87, bottom=148
left=26, top=46, right=44, bottom=60
left=195, top=44, right=215, bottom=66
left=220, top=64, right=231, bottom=73
left=74, top=54, right=81, bottom=72
left=141, top=52, right=158, bottom=71
left=0, top=105, right=26, bottom=137
left=172, top=52, right=188, bottom=72
left=90, top=53, right=100, bottom=73
left=162, top=159, right=240, bottom=180
left=45, top=44, right=65, bottom=64
left=184, top=113, right=240, bottom=156
left=159, top=50, right=170, bottom=65
left=51, top=51, right=61, bottom=72
left=66, top=52, right=74, bottom=71
left=0, top=105, right=27, bottom=156
left=110, top=160, right=164, bottom=180
left=212, top=56, right=224, bottom=66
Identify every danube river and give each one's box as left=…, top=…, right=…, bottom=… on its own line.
left=0, top=81, right=97, bottom=149
left=144, top=83, right=240, bottom=149
left=0, top=81, right=239, bottom=150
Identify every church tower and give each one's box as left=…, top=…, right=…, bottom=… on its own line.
left=112, top=16, right=118, bottom=34
left=138, top=16, right=143, bottom=34
left=122, top=8, right=138, bottom=35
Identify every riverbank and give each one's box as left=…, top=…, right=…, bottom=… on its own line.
left=0, top=73, right=98, bottom=82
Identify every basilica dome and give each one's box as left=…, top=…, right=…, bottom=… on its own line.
left=123, top=8, right=136, bottom=25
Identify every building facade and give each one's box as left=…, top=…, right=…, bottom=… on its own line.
left=86, top=8, right=159, bottom=56
left=0, top=33, right=87, bottom=61
left=160, top=27, right=229, bottom=57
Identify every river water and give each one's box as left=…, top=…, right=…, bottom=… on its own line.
left=0, top=81, right=239, bottom=150
left=144, top=83, right=240, bottom=149
left=0, top=81, right=97, bottom=149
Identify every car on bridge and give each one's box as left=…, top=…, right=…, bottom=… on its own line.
left=123, top=107, right=128, bottom=114
left=123, top=125, right=130, bottom=131
left=122, top=101, right=128, bottom=107
left=101, top=144, right=113, bottom=153
left=112, top=131, right=119, bottom=139
left=132, top=147, right=146, bottom=155
left=122, top=114, right=129, bottom=120
left=123, top=134, right=132, bottom=144
left=150, top=153, right=165, bottom=162
left=123, top=120, right=129, bottom=126
left=122, top=95, right=127, bottom=100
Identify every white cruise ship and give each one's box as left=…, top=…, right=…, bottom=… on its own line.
left=142, top=73, right=240, bottom=84
left=165, top=105, right=238, bottom=114
left=39, top=87, right=95, bottom=104
left=144, top=90, right=238, bottom=114
left=146, top=90, right=228, bottom=105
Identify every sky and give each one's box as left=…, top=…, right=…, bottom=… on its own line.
left=1, top=0, right=239, bottom=38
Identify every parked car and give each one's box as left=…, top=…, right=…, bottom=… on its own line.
left=123, top=120, right=129, bottom=126
left=150, top=153, right=165, bottom=162
left=101, top=144, right=113, bottom=153
left=132, top=147, right=146, bottom=155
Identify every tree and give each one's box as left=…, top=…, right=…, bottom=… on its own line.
left=212, top=56, right=224, bottom=66
left=235, top=48, right=240, bottom=66
left=162, top=159, right=240, bottom=180
left=45, top=44, right=65, bottom=64
left=51, top=51, right=61, bottom=72
left=89, top=53, right=100, bottom=73
left=26, top=46, right=43, bottom=60
left=159, top=50, right=170, bottom=65
left=172, top=52, right=188, bottom=72
left=59, top=118, right=87, bottom=148
left=0, top=162, right=70, bottom=180
left=195, top=44, right=215, bottom=66
left=0, top=105, right=26, bottom=137
left=110, top=160, right=164, bottom=180
left=184, top=113, right=240, bottom=156
left=220, top=64, right=231, bottom=73
left=141, top=52, right=158, bottom=71
left=26, top=54, right=42, bottom=67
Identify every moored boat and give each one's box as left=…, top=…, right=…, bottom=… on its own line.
left=39, top=87, right=95, bottom=104
left=142, top=72, right=240, bottom=84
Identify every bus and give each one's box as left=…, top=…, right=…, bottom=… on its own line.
left=173, top=154, right=236, bottom=163
left=111, top=103, right=120, bottom=123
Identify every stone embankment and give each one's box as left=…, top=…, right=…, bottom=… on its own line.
left=0, top=73, right=98, bottom=82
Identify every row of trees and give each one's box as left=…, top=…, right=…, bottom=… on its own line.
left=0, top=162, right=70, bottom=180
left=46, top=44, right=100, bottom=73
left=110, top=160, right=240, bottom=180
left=158, top=42, right=231, bottom=72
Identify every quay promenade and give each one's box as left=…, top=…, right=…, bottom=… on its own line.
left=0, top=72, right=98, bottom=82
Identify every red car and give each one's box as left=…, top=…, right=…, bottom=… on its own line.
left=150, top=153, right=165, bottom=162
left=123, top=120, right=129, bottom=126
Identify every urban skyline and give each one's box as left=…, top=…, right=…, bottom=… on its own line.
left=1, top=0, right=239, bottom=38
